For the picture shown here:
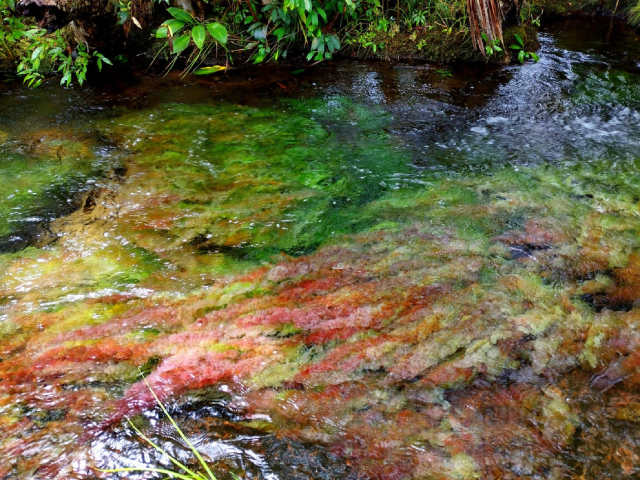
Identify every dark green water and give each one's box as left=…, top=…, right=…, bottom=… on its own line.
left=1, top=17, right=640, bottom=480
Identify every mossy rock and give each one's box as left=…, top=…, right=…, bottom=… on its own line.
left=349, top=26, right=540, bottom=64
left=503, top=25, right=540, bottom=63
left=504, top=25, right=540, bottom=51
left=529, top=0, right=604, bottom=16
left=381, top=30, right=485, bottom=63
left=349, top=29, right=486, bottom=63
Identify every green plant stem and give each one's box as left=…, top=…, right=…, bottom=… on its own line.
left=139, top=373, right=218, bottom=480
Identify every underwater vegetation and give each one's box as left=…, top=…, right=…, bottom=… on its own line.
left=2, top=63, right=640, bottom=479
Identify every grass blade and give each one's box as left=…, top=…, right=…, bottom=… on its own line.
left=126, top=418, right=207, bottom=480
left=98, top=466, right=199, bottom=480
left=139, top=371, right=218, bottom=480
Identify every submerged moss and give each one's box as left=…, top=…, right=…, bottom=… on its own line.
left=88, top=100, right=414, bottom=268
left=572, top=69, right=640, bottom=108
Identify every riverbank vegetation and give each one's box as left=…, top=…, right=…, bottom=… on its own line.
left=0, top=0, right=638, bottom=83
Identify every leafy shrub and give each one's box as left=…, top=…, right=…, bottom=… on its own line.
left=152, top=0, right=475, bottom=67
left=1, top=0, right=111, bottom=86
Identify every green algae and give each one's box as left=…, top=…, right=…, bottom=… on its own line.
left=572, top=69, right=640, bottom=108
left=0, top=134, right=120, bottom=245
left=87, top=99, right=414, bottom=269
left=0, top=319, right=19, bottom=339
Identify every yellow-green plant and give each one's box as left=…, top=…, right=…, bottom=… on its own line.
left=99, top=372, right=233, bottom=480
left=509, top=33, right=539, bottom=63
left=629, top=0, right=640, bottom=26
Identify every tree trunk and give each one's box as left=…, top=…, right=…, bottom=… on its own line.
left=467, top=0, right=521, bottom=55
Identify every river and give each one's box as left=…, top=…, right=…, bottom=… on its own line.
left=0, top=17, right=639, bottom=480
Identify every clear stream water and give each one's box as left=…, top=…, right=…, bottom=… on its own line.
left=1, top=17, right=640, bottom=480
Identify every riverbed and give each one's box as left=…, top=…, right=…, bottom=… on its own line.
left=1, top=17, right=640, bottom=480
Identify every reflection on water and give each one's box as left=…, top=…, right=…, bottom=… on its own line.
left=1, top=17, right=640, bottom=480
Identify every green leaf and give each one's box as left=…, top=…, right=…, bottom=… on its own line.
left=193, top=65, right=228, bottom=75
left=23, top=28, right=40, bottom=39
left=514, top=33, right=524, bottom=47
left=60, top=72, right=71, bottom=86
left=155, top=26, right=169, bottom=38
left=530, top=52, right=540, bottom=62
left=306, top=11, right=317, bottom=27
left=117, top=10, right=130, bottom=25
left=518, top=50, right=525, bottom=63
left=509, top=44, right=521, bottom=50
left=326, top=34, right=340, bottom=52
left=172, top=35, right=191, bottom=54
left=274, top=27, right=286, bottom=40
left=192, top=25, right=206, bottom=49
left=167, top=7, right=196, bottom=24
left=291, top=68, right=305, bottom=74
left=206, top=23, right=227, bottom=44
left=31, top=46, right=43, bottom=61
left=164, top=19, right=185, bottom=35
left=252, top=24, right=267, bottom=40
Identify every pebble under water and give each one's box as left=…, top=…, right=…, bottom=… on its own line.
left=1, top=17, right=640, bottom=480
